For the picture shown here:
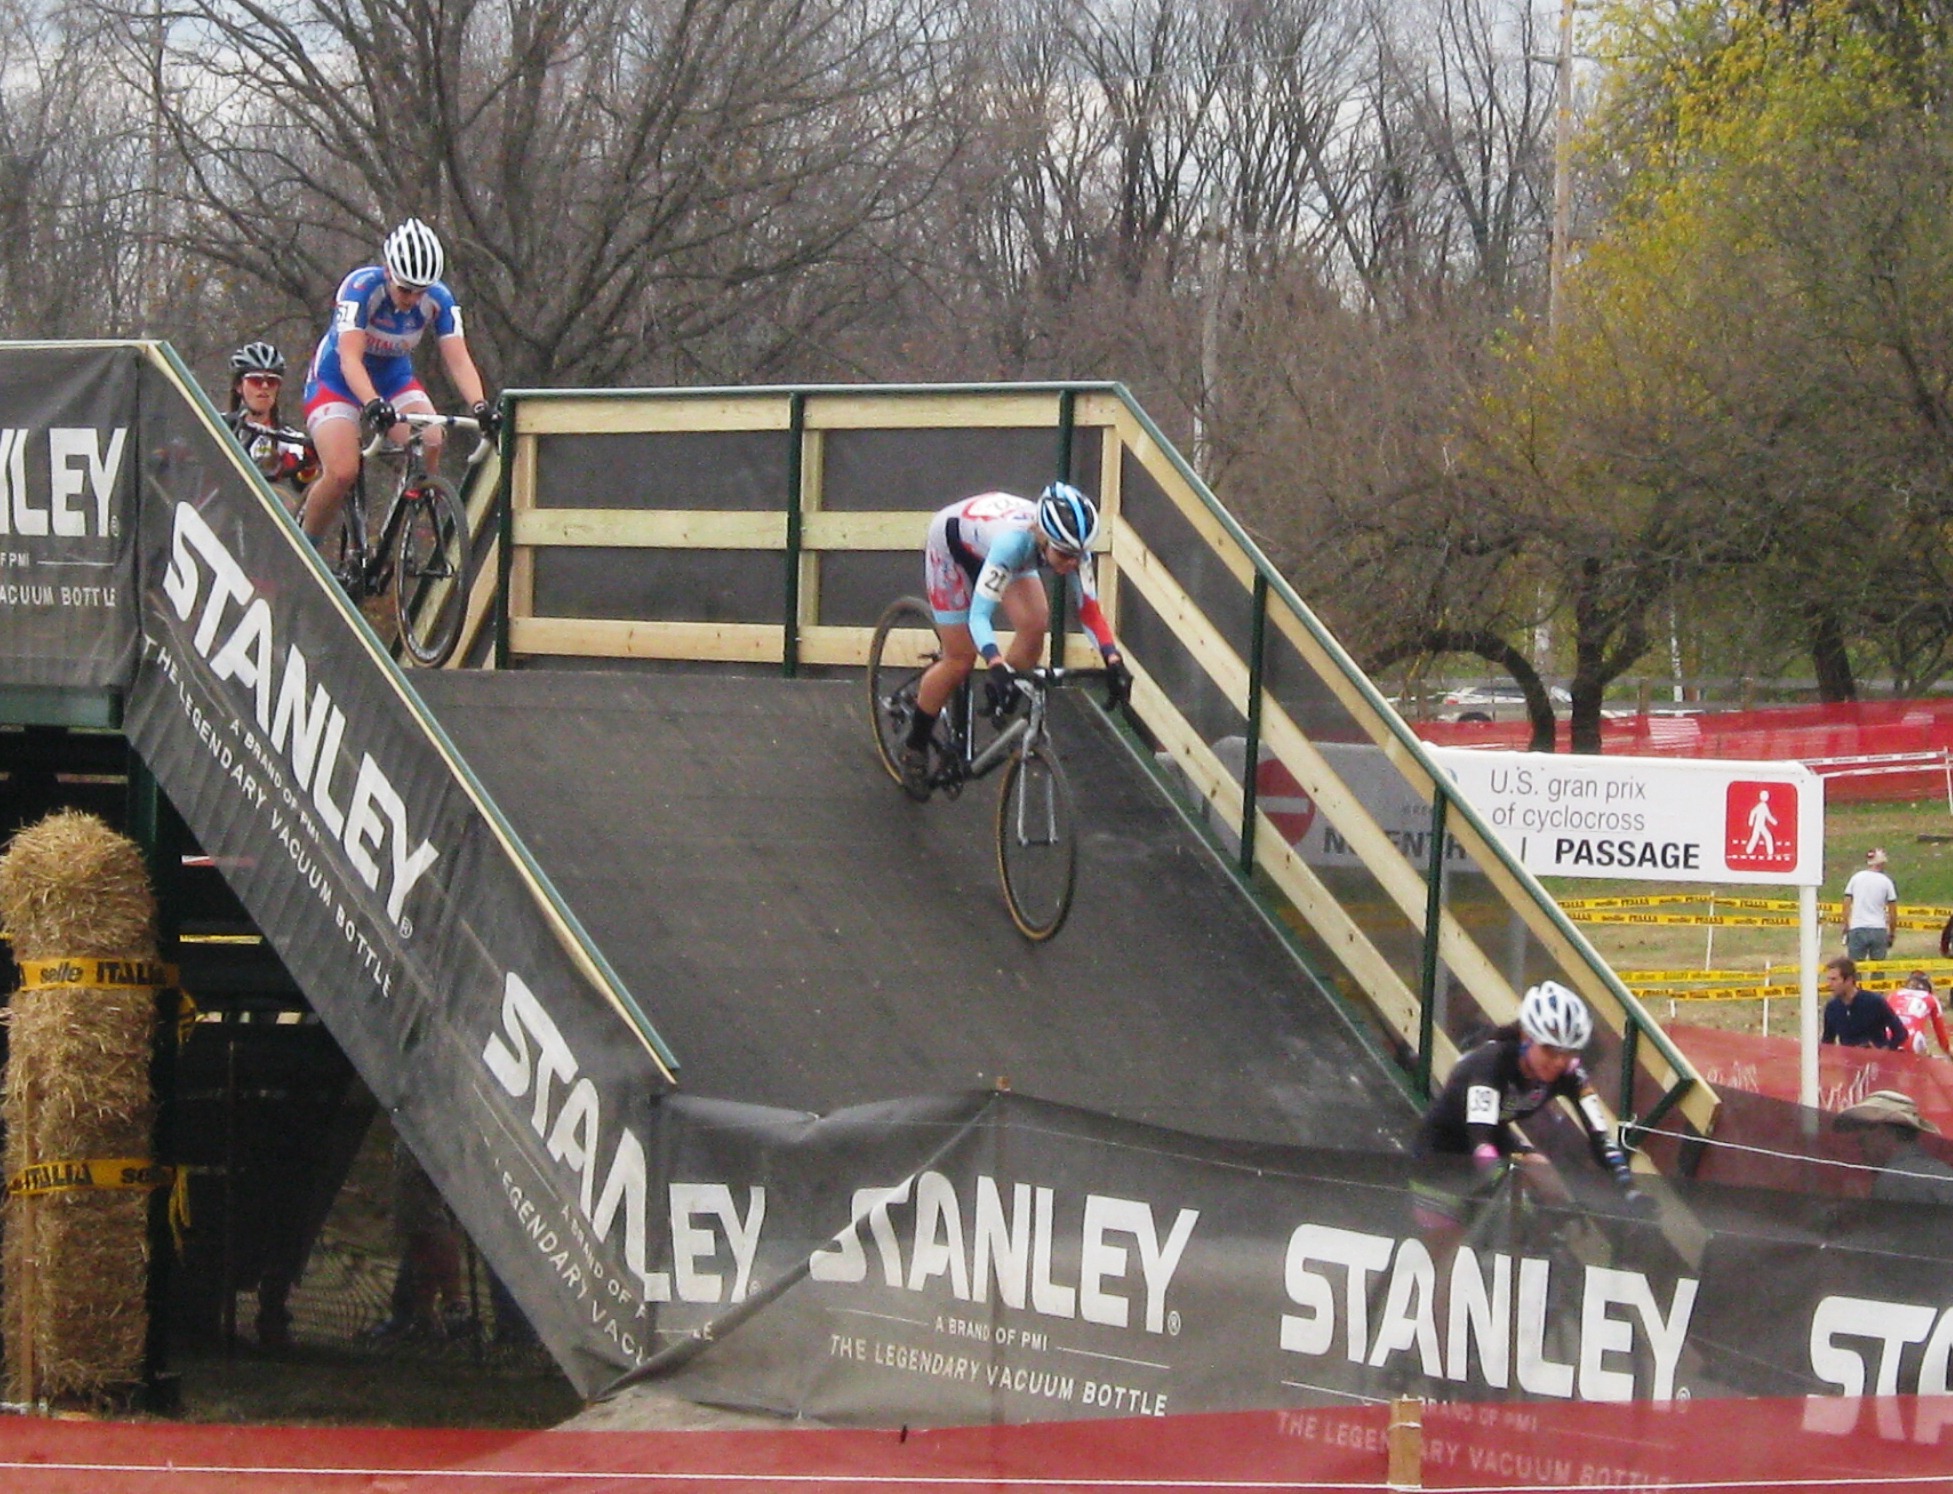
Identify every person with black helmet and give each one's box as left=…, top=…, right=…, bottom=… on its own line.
left=896, top=482, right=1131, bottom=799
left=220, top=341, right=317, bottom=506
left=297, top=217, right=498, bottom=545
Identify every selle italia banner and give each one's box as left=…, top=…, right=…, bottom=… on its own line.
left=25, top=342, right=1953, bottom=1423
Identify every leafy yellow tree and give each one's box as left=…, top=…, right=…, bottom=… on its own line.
left=1481, top=0, right=1953, bottom=744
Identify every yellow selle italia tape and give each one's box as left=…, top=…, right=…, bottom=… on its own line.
left=17, top=958, right=177, bottom=991
left=7, top=1158, right=175, bottom=1198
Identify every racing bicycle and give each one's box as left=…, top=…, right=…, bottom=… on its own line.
left=867, top=596, right=1108, bottom=941
left=305, top=411, right=482, bottom=668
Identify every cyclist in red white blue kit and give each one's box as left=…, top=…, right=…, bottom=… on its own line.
left=899, top=483, right=1132, bottom=797
left=299, top=218, right=498, bottom=544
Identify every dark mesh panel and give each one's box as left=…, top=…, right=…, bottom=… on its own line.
left=1116, top=453, right=1254, bottom=663
left=1121, top=584, right=1245, bottom=749
left=820, top=551, right=926, bottom=629
left=533, top=548, right=784, bottom=625
left=820, top=428, right=1062, bottom=511
left=533, top=431, right=789, bottom=511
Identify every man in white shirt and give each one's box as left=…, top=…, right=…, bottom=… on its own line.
left=1843, top=847, right=1899, bottom=963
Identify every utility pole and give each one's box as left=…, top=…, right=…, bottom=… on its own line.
left=1548, top=0, right=1575, bottom=334
left=1192, top=180, right=1226, bottom=478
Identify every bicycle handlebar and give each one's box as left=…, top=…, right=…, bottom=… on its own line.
left=1010, top=664, right=1112, bottom=691
left=360, top=412, right=490, bottom=465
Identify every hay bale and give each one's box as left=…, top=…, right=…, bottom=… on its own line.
left=1, top=810, right=160, bottom=1407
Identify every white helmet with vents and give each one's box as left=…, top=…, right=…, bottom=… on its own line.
left=1519, top=980, right=1593, bottom=1051
left=382, top=218, right=445, bottom=290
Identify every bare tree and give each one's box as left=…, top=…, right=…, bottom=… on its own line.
left=0, top=0, right=166, bottom=337
left=90, top=0, right=968, bottom=389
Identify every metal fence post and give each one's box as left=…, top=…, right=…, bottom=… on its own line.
left=783, top=392, right=806, bottom=678
left=494, top=396, right=515, bottom=671
left=1239, top=574, right=1269, bottom=875
left=1050, top=390, right=1077, bottom=670
left=1417, top=792, right=1450, bottom=1100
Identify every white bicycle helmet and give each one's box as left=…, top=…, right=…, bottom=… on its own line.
left=230, top=340, right=286, bottom=375
left=382, top=217, right=445, bottom=290
left=1035, top=481, right=1100, bottom=556
left=1518, top=980, right=1593, bottom=1051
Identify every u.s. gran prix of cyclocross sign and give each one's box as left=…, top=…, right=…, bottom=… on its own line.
left=1426, top=748, right=1824, bottom=889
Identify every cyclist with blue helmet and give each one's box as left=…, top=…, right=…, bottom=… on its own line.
left=900, top=482, right=1131, bottom=795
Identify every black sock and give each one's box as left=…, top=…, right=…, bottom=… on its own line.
left=906, top=707, right=937, bottom=750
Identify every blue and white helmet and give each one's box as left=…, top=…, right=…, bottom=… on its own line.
left=1519, top=980, right=1593, bottom=1051
left=1035, top=481, right=1100, bottom=556
left=382, top=217, right=445, bottom=290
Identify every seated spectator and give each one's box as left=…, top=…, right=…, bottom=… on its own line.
left=1821, top=956, right=1908, bottom=1049
left=1835, top=1090, right=1953, bottom=1206
left=1887, top=972, right=1951, bottom=1058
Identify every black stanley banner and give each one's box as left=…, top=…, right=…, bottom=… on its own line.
left=120, top=350, right=682, bottom=1395
left=594, top=1088, right=1953, bottom=1424
left=0, top=345, right=140, bottom=686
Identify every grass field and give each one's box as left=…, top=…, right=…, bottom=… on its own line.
left=1545, top=797, right=1953, bottom=1036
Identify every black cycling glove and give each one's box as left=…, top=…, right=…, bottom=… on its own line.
left=984, top=661, right=1018, bottom=718
left=1601, top=1144, right=1656, bottom=1217
left=1103, top=651, right=1131, bottom=710
left=471, top=399, right=502, bottom=440
left=361, top=397, right=398, bottom=432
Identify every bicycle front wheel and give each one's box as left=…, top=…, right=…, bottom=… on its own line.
left=995, top=744, right=1078, bottom=940
left=867, top=596, right=940, bottom=783
left=393, top=476, right=471, bottom=667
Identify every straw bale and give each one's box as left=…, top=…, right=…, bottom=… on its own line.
left=0, top=809, right=155, bottom=960
left=0, top=811, right=159, bottom=1406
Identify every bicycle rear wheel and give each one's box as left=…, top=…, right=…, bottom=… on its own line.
left=867, top=596, right=941, bottom=783
left=995, top=744, right=1078, bottom=940
left=393, top=475, right=471, bottom=667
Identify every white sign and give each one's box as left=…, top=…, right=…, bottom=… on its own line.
left=1426, top=748, right=1825, bottom=888
left=1204, top=738, right=1477, bottom=873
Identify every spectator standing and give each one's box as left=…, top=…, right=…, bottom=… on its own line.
left=1841, top=848, right=1898, bottom=963
left=1887, top=972, right=1952, bottom=1058
left=1821, top=956, right=1909, bottom=1049
left=1835, top=1090, right=1953, bottom=1206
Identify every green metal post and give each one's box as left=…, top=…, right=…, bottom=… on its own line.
left=1050, top=390, right=1077, bottom=671
left=1416, top=792, right=1451, bottom=1100
left=1238, top=574, right=1269, bottom=874
left=494, top=395, right=515, bottom=671
left=1619, top=1019, right=1642, bottom=1135
left=783, top=393, right=806, bottom=678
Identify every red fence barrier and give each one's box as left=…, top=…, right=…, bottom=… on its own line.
left=1417, top=700, right=1953, bottom=802
left=2, top=1398, right=1950, bottom=1491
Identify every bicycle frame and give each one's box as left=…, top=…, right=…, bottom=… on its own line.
left=341, top=414, right=482, bottom=595
left=951, top=666, right=1104, bottom=786
left=866, top=596, right=1109, bottom=940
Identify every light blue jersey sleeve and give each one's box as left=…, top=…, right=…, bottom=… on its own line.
left=967, top=527, right=1041, bottom=659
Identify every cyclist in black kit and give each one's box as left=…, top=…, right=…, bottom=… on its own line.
left=1413, top=981, right=1653, bottom=1261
